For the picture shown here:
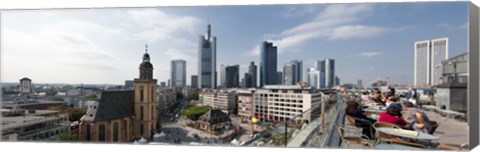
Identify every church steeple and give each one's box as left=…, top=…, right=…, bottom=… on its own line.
left=139, top=44, right=153, bottom=79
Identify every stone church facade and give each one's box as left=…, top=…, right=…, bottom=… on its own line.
left=79, top=46, right=159, bottom=142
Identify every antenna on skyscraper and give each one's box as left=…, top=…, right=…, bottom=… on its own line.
left=145, top=44, right=148, bottom=53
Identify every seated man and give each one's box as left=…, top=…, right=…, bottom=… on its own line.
left=378, top=102, right=410, bottom=129
left=403, top=101, right=438, bottom=134
left=345, top=100, right=376, bottom=139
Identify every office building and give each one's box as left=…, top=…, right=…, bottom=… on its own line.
left=125, top=80, right=134, bottom=89
left=442, top=52, right=468, bottom=83
left=225, top=65, right=240, bottom=88
left=315, top=58, right=335, bottom=89
left=291, top=60, right=303, bottom=84
left=335, top=76, right=340, bottom=86
left=307, top=67, right=320, bottom=89
left=283, top=63, right=296, bottom=85
left=237, top=89, right=255, bottom=121
left=242, top=73, right=252, bottom=88
left=171, top=59, right=187, bottom=88
left=414, top=37, right=449, bottom=87
left=198, top=24, right=217, bottom=89
left=357, top=79, right=363, bottom=89
left=259, top=41, right=278, bottom=87
left=191, top=75, right=198, bottom=88
left=160, top=82, right=166, bottom=88
left=251, top=85, right=322, bottom=123
left=220, top=64, right=226, bottom=88
left=1, top=108, right=70, bottom=141
left=248, top=61, right=257, bottom=88
left=200, top=89, right=236, bottom=115
left=276, top=72, right=283, bottom=85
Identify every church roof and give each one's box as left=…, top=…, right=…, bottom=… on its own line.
left=198, top=109, right=229, bottom=124
left=140, top=62, right=153, bottom=69
left=82, top=90, right=134, bottom=122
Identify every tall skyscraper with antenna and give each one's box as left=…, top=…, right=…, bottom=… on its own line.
left=198, top=24, right=217, bottom=89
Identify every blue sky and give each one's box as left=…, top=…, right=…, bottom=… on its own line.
left=1, top=2, right=468, bottom=85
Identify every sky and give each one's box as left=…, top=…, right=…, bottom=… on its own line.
left=1, top=2, right=469, bottom=86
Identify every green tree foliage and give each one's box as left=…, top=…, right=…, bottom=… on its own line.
left=191, top=93, right=199, bottom=100
left=180, top=105, right=209, bottom=120
left=85, top=94, right=98, bottom=100
left=53, top=97, right=64, bottom=101
left=58, top=132, right=83, bottom=141
left=48, top=106, right=86, bottom=122
left=177, top=92, right=185, bottom=99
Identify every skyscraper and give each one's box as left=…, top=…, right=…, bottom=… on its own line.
left=291, top=60, right=303, bottom=84
left=260, top=41, right=278, bottom=87
left=335, top=76, right=340, bottom=86
left=315, top=58, right=335, bottom=89
left=248, top=61, right=257, bottom=88
left=357, top=79, right=363, bottom=89
left=283, top=63, right=296, bottom=85
left=220, top=64, right=226, bottom=88
left=307, top=67, right=320, bottom=89
left=414, top=37, right=449, bottom=87
left=198, top=24, right=217, bottom=89
left=191, top=75, right=198, bottom=89
left=276, top=72, right=283, bottom=85
left=225, top=65, right=240, bottom=88
left=170, top=59, right=187, bottom=88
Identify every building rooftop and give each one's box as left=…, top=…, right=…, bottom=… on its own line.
left=81, top=90, right=134, bottom=122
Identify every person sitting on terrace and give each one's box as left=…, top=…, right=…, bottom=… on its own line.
left=346, top=100, right=376, bottom=139
left=385, top=96, right=398, bottom=107
left=371, top=94, right=386, bottom=106
left=403, top=101, right=438, bottom=134
left=378, top=102, right=410, bottom=129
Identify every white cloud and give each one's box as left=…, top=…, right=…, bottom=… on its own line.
left=2, top=9, right=203, bottom=84
left=328, top=25, right=390, bottom=40
left=248, top=4, right=400, bottom=57
left=358, top=51, right=383, bottom=58
left=125, top=9, right=202, bottom=42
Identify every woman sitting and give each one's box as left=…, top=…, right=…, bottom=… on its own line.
left=403, top=101, right=438, bottom=134
left=345, top=100, right=376, bottom=139
left=378, top=102, right=410, bottom=129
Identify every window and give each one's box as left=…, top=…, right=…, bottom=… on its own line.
left=86, top=125, right=91, bottom=140
left=123, top=120, right=127, bottom=140
left=140, top=124, right=144, bottom=135
left=151, top=106, right=154, bottom=120
left=140, top=89, right=144, bottom=102
left=99, top=124, right=106, bottom=141
left=113, top=123, right=119, bottom=142
left=140, top=106, right=144, bottom=120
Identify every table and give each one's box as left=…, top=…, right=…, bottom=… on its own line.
left=363, top=109, right=385, bottom=114
left=376, top=127, right=439, bottom=140
left=375, top=143, right=425, bottom=150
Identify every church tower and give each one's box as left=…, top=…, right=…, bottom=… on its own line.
left=134, top=44, right=158, bottom=139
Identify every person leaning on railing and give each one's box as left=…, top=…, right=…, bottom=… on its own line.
left=345, top=100, right=376, bottom=139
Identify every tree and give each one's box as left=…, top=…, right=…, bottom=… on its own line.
left=86, top=94, right=98, bottom=101
left=48, top=106, right=86, bottom=122
left=191, top=93, right=199, bottom=100
left=53, top=97, right=64, bottom=101
left=180, top=105, right=209, bottom=120
left=176, top=92, right=185, bottom=99
left=58, top=132, right=83, bottom=141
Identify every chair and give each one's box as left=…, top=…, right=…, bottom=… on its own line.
left=345, top=115, right=374, bottom=138
left=335, top=123, right=371, bottom=149
left=373, top=122, right=426, bottom=148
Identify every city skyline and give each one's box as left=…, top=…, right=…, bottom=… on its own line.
left=1, top=2, right=468, bottom=86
